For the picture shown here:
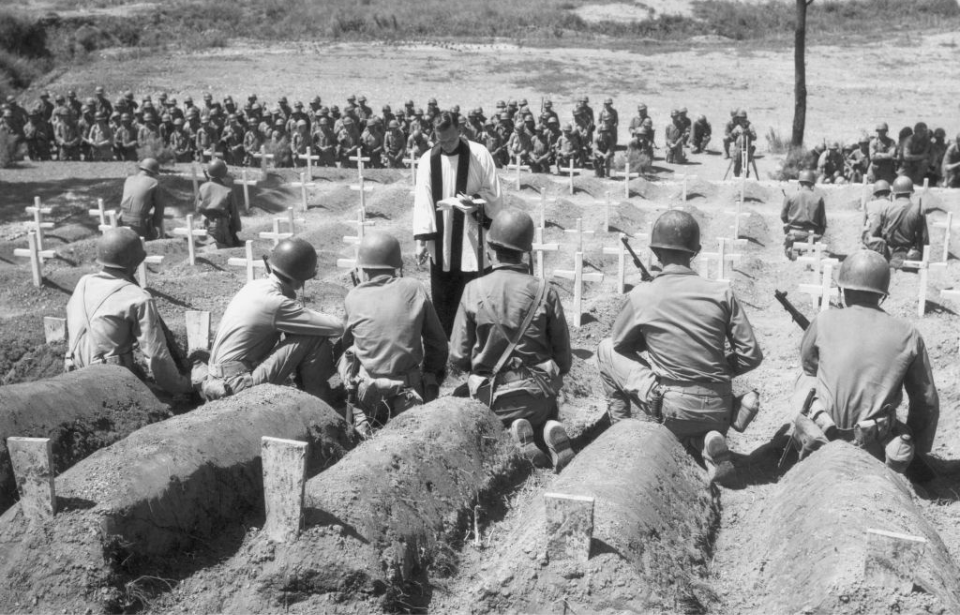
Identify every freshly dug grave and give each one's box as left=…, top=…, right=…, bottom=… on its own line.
left=0, top=385, right=354, bottom=614
left=0, top=364, right=169, bottom=513
left=723, top=442, right=960, bottom=614
left=177, top=397, right=517, bottom=614
left=469, top=420, right=720, bottom=614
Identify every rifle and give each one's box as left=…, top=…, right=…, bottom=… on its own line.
left=620, top=236, right=653, bottom=282
left=774, top=290, right=810, bottom=331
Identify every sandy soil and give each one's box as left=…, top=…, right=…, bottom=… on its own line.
left=2, top=34, right=960, bottom=613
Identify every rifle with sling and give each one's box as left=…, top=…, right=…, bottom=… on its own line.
left=620, top=236, right=653, bottom=282
left=774, top=290, right=810, bottom=331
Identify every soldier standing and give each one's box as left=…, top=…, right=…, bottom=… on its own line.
left=592, top=122, right=615, bottom=178
left=868, top=122, right=898, bottom=183
left=899, top=122, right=932, bottom=185
left=942, top=132, right=960, bottom=188
left=598, top=97, right=619, bottom=149
left=86, top=111, right=114, bottom=161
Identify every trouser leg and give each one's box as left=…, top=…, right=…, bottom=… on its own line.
left=430, top=264, right=474, bottom=338
left=595, top=337, right=659, bottom=424
left=251, top=334, right=335, bottom=400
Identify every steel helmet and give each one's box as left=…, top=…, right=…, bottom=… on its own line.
left=828, top=141, right=840, bottom=150
left=650, top=210, right=700, bottom=254
left=206, top=159, right=228, bottom=179
left=638, top=103, right=647, bottom=111
left=269, top=238, right=317, bottom=283
left=642, top=118, right=653, bottom=127
left=876, top=122, right=889, bottom=132
left=97, top=227, right=146, bottom=270
left=563, top=123, right=573, bottom=132
left=678, top=106, right=688, bottom=114
left=488, top=208, right=535, bottom=253
left=697, top=114, right=706, bottom=122
left=388, top=119, right=399, bottom=129
left=139, top=158, right=160, bottom=174
left=604, top=97, right=613, bottom=105
left=892, top=176, right=914, bottom=195
left=838, top=250, right=890, bottom=295
left=798, top=170, right=817, bottom=185
left=357, top=232, right=402, bottom=270
left=736, top=108, right=747, bottom=118
left=873, top=180, right=891, bottom=196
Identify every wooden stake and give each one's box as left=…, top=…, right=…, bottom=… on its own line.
left=601, top=233, right=628, bottom=294
left=235, top=169, right=260, bottom=214
left=191, top=162, right=200, bottom=211
left=88, top=197, right=107, bottom=226
left=532, top=225, right=559, bottom=280
left=7, top=437, right=55, bottom=521
left=261, top=436, right=308, bottom=543
left=544, top=492, right=594, bottom=564
left=26, top=197, right=55, bottom=256
left=185, top=310, right=211, bottom=353
left=568, top=158, right=578, bottom=195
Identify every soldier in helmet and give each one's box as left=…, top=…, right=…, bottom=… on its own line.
left=868, top=122, right=898, bottom=183
left=219, top=114, right=246, bottom=166
left=119, top=158, right=168, bottom=240
left=864, top=176, right=928, bottom=267
left=722, top=108, right=738, bottom=159
left=555, top=122, right=582, bottom=170
left=862, top=180, right=891, bottom=243
left=592, top=121, right=616, bottom=178
left=339, top=232, right=448, bottom=437
left=65, top=228, right=193, bottom=395
left=197, top=159, right=242, bottom=249
left=817, top=141, right=845, bottom=183
left=451, top=208, right=574, bottom=472
left=730, top=109, right=756, bottom=177
left=927, top=127, right=947, bottom=187
left=628, top=103, right=650, bottom=146
left=337, top=116, right=360, bottom=168
left=360, top=116, right=385, bottom=168
left=202, top=238, right=343, bottom=402
left=664, top=109, right=687, bottom=164
left=845, top=134, right=871, bottom=184
left=86, top=111, right=114, bottom=161
left=790, top=250, right=938, bottom=475
left=676, top=107, right=692, bottom=145
left=598, top=97, right=619, bottom=149
left=170, top=118, right=193, bottom=163
left=942, top=132, right=960, bottom=188
left=22, top=110, right=52, bottom=161
left=595, top=210, right=763, bottom=487
left=899, top=122, right=932, bottom=185
left=413, top=111, right=504, bottom=336
left=384, top=119, right=407, bottom=168
left=540, top=99, right=559, bottom=127
left=291, top=118, right=311, bottom=167
left=781, top=170, right=827, bottom=259
left=53, top=107, right=82, bottom=161
left=481, top=119, right=506, bottom=168
left=690, top=114, right=712, bottom=154
left=311, top=117, right=337, bottom=167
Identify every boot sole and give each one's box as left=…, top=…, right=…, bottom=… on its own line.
left=544, top=420, right=575, bottom=473
left=511, top=419, right=550, bottom=468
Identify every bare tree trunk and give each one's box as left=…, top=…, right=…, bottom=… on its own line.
left=792, top=0, right=811, bottom=147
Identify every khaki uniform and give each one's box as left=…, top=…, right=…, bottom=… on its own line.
left=943, top=142, right=960, bottom=188
left=866, top=195, right=928, bottom=265
left=451, top=264, right=571, bottom=427
left=197, top=179, right=242, bottom=248
left=66, top=270, right=190, bottom=393
left=204, top=274, right=343, bottom=400
left=798, top=304, right=938, bottom=456
left=596, top=265, right=762, bottom=447
left=340, top=275, right=448, bottom=424
left=868, top=135, right=898, bottom=183
left=120, top=172, right=166, bottom=240
left=781, top=187, right=827, bottom=256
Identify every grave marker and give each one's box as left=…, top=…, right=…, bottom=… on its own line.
left=43, top=316, right=66, bottom=344
left=185, top=310, right=211, bottom=353
left=601, top=233, right=629, bottom=294
left=259, top=218, right=293, bottom=248
left=261, top=436, right=308, bottom=543
left=13, top=231, right=55, bottom=287
left=349, top=154, right=371, bottom=183
left=931, top=212, right=959, bottom=263
left=350, top=176, right=374, bottom=214
left=544, top=493, right=594, bottom=564
left=700, top=238, right=742, bottom=284
left=7, top=437, right=55, bottom=522
left=88, top=198, right=108, bottom=227
left=235, top=170, right=259, bottom=213
left=509, top=152, right=530, bottom=191
left=566, top=158, right=579, bottom=195
left=532, top=225, right=559, bottom=280
left=564, top=218, right=595, bottom=254
left=172, top=214, right=208, bottom=266
left=798, top=260, right=838, bottom=312
left=26, top=197, right=55, bottom=256
left=554, top=251, right=604, bottom=328
left=136, top=236, right=165, bottom=289
left=290, top=172, right=316, bottom=212
left=903, top=245, right=946, bottom=317
left=227, top=240, right=267, bottom=282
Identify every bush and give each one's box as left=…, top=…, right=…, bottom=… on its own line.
left=137, top=137, right=175, bottom=166
left=765, top=127, right=788, bottom=155
left=772, top=146, right=811, bottom=181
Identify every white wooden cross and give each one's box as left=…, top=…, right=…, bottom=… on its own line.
left=137, top=236, right=165, bottom=289
left=407, top=149, right=418, bottom=185
left=794, top=239, right=829, bottom=268
left=303, top=145, right=320, bottom=179
left=509, top=152, right=530, bottom=191
left=349, top=154, right=371, bottom=183
left=798, top=260, right=839, bottom=312
left=601, top=232, right=629, bottom=294
left=350, top=176, right=374, bottom=215
left=290, top=172, right=316, bottom=212
left=931, top=212, right=959, bottom=263
left=25, top=197, right=55, bottom=257
left=343, top=209, right=374, bottom=245
left=228, top=239, right=268, bottom=282
left=699, top=237, right=742, bottom=284
left=235, top=169, right=259, bottom=213
left=191, top=162, right=200, bottom=210
left=260, top=217, right=294, bottom=248
left=618, top=160, right=639, bottom=199
left=939, top=288, right=960, bottom=354
left=252, top=145, right=275, bottom=175
left=566, top=158, right=579, bottom=195
left=564, top=218, right=595, bottom=254
left=88, top=198, right=108, bottom=227
left=903, top=245, right=946, bottom=317
left=554, top=251, right=604, bottom=328
left=98, top=210, right=119, bottom=234
left=172, top=214, right=208, bottom=266
left=200, top=149, right=222, bottom=163
left=532, top=225, right=559, bottom=280
left=603, top=193, right=613, bottom=233
left=722, top=197, right=750, bottom=247
left=13, top=231, right=55, bottom=287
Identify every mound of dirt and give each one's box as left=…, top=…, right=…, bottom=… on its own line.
left=0, top=385, right=353, bottom=614
left=0, top=365, right=169, bottom=513
left=471, top=420, right=719, bottom=614
left=1, top=340, right=65, bottom=385
left=723, top=442, right=960, bottom=614
left=178, top=398, right=516, bottom=614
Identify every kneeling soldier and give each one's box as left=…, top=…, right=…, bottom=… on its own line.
left=203, top=238, right=342, bottom=401
left=791, top=250, right=938, bottom=474
left=339, top=232, right=448, bottom=437
left=595, top=210, right=764, bottom=486
left=451, top=209, right=575, bottom=472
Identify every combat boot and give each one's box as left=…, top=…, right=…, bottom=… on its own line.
left=703, top=430, right=737, bottom=488
left=544, top=420, right=575, bottom=473
left=510, top=419, right=549, bottom=468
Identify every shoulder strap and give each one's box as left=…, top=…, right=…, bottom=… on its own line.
left=482, top=277, right=548, bottom=380
left=67, top=278, right=133, bottom=359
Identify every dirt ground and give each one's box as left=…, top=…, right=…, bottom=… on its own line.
left=2, top=36, right=960, bottom=613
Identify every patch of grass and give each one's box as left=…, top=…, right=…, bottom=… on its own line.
left=765, top=127, right=788, bottom=155
left=772, top=146, right=811, bottom=181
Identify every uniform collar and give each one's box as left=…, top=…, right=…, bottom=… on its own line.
left=492, top=263, right=529, bottom=273
left=660, top=263, right=696, bottom=276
